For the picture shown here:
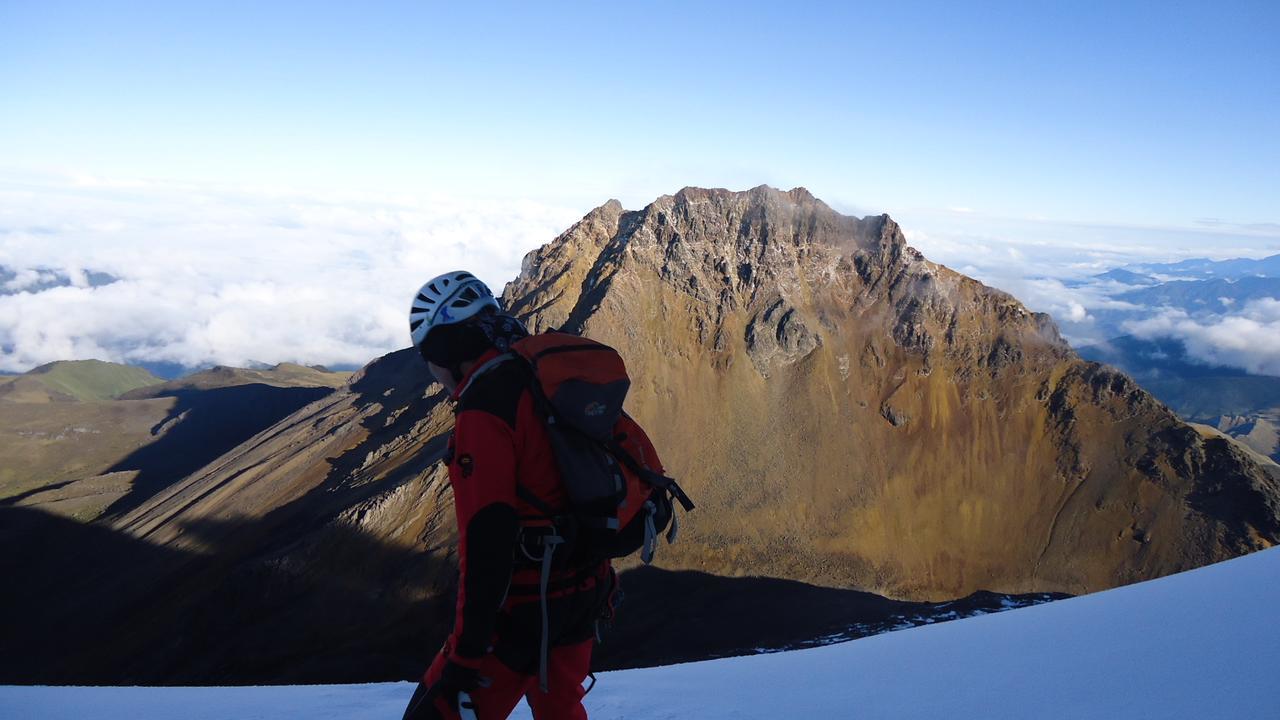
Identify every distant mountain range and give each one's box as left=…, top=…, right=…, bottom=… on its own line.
left=1077, top=335, right=1252, bottom=381
left=1068, top=253, right=1280, bottom=293
left=1122, top=253, right=1280, bottom=280
left=1055, top=253, right=1280, bottom=464
left=1057, top=257, right=1280, bottom=346
left=1114, top=275, right=1279, bottom=312
left=1077, top=336, right=1280, bottom=464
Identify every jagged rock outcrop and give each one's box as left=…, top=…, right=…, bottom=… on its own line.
left=497, top=185, right=1277, bottom=597
left=8, top=185, right=1278, bottom=684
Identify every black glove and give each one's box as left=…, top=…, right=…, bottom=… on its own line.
left=404, top=658, right=487, bottom=720
left=422, top=657, right=488, bottom=715
left=435, top=657, right=484, bottom=696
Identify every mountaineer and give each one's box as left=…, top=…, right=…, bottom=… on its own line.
left=401, top=271, right=693, bottom=720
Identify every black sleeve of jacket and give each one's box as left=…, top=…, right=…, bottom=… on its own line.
left=454, top=503, right=518, bottom=658
left=448, top=365, right=528, bottom=662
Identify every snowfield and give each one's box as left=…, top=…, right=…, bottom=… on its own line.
left=4, top=545, right=1279, bottom=719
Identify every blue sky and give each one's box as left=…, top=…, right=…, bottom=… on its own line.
left=3, top=1, right=1276, bottom=222
left=0, top=1, right=1277, bottom=370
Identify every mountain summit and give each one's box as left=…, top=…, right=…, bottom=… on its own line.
left=7, top=186, right=1277, bottom=683
left=502, top=185, right=1278, bottom=596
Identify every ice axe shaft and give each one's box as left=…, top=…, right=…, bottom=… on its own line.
left=458, top=691, right=478, bottom=720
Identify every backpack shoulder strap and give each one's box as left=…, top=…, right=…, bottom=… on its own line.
left=515, top=482, right=559, bottom=519
left=455, top=352, right=516, bottom=399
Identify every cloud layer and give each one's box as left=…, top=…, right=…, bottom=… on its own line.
left=0, top=173, right=581, bottom=372
left=899, top=210, right=1280, bottom=362
left=1123, top=298, right=1280, bottom=376
left=4, top=177, right=1279, bottom=378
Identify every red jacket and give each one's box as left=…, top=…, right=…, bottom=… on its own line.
left=442, top=347, right=655, bottom=668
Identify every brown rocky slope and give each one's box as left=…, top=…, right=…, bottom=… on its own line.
left=502, top=186, right=1279, bottom=596
left=0, top=362, right=345, bottom=523
left=5, top=186, right=1277, bottom=683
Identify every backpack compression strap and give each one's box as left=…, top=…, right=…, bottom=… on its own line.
left=608, top=440, right=696, bottom=512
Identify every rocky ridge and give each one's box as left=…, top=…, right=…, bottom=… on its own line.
left=503, top=186, right=1278, bottom=595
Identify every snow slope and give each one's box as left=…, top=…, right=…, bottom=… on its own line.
left=4, top=546, right=1279, bottom=719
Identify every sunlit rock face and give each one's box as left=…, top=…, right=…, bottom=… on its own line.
left=501, top=184, right=1279, bottom=598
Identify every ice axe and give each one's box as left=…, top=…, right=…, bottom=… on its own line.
left=458, top=691, right=478, bottom=720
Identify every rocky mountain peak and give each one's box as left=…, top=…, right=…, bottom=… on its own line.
left=505, top=185, right=1063, bottom=382
left=494, top=185, right=1274, bottom=597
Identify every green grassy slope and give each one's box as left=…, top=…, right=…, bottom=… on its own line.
left=6, top=360, right=163, bottom=402
left=121, top=363, right=350, bottom=398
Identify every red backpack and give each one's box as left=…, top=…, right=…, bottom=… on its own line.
left=508, top=331, right=695, bottom=566
left=499, top=330, right=695, bottom=691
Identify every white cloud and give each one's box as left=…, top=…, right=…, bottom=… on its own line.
left=0, top=173, right=582, bottom=372
left=1123, top=298, right=1280, bottom=376
left=2, top=268, right=59, bottom=292
left=898, top=208, right=1280, bottom=279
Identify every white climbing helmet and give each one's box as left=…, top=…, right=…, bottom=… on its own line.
left=408, top=271, right=500, bottom=348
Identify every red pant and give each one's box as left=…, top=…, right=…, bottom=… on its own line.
left=415, top=639, right=593, bottom=720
